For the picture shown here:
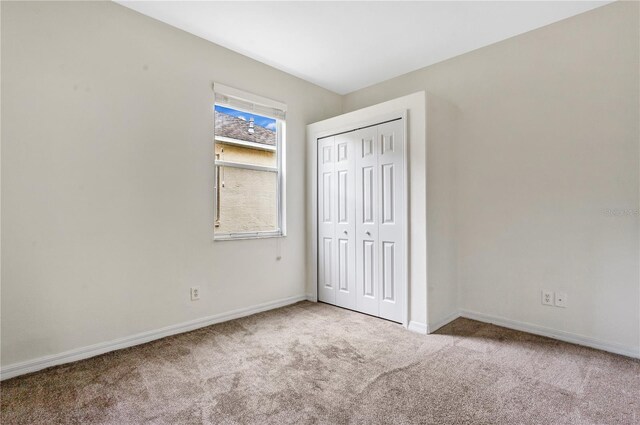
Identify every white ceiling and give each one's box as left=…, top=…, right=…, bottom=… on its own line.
left=116, top=1, right=612, bottom=95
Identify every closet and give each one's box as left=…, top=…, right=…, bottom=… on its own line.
left=317, top=118, right=405, bottom=323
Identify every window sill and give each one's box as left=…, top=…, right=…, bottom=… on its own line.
left=213, top=232, right=285, bottom=242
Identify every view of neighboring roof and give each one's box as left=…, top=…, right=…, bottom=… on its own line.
left=215, top=111, right=275, bottom=146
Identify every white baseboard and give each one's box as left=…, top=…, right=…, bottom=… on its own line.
left=0, top=295, right=308, bottom=381
left=5, top=298, right=636, bottom=381
left=427, top=311, right=462, bottom=334
left=459, top=309, right=640, bottom=359
left=306, top=293, right=317, bottom=302
left=408, top=321, right=427, bottom=334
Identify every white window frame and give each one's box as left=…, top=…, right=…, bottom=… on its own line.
left=213, top=83, right=287, bottom=241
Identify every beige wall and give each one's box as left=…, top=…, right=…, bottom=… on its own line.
left=214, top=143, right=277, bottom=233
left=1, top=1, right=342, bottom=367
left=215, top=142, right=276, bottom=167
left=344, top=1, right=640, bottom=354
left=424, top=94, right=460, bottom=329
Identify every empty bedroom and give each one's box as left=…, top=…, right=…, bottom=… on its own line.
left=1, top=1, right=639, bottom=424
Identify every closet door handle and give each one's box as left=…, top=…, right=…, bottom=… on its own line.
left=366, top=231, right=371, bottom=236
left=343, top=230, right=348, bottom=235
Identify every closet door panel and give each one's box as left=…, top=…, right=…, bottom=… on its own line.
left=377, top=120, right=404, bottom=322
left=382, top=241, right=396, bottom=301
left=355, top=126, right=380, bottom=316
left=317, top=136, right=336, bottom=304
left=334, top=133, right=356, bottom=309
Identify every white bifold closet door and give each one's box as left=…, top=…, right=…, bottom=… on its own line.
left=318, top=119, right=404, bottom=323
left=317, top=133, right=356, bottom=308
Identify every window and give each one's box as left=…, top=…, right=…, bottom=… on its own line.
left=213, top=84, right=286, bottom=240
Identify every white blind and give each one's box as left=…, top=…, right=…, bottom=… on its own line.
left=214, top=84, right=286, bottom=120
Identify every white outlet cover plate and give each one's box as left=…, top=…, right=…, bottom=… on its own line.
left=191, top=286, right=200, bottom=301
left=555, top=292, right=567, bottom=308
left=542, top=290, right=554, bottom=306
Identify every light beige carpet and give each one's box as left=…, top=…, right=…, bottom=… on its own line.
left=1, top=301, right=638, bottom=424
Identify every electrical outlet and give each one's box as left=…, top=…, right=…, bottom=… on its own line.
left=190, top=286, right=200, bottom=301
left=555, top=292, right=567, bottom=308
left=542, top=290, right=554, bottom=306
